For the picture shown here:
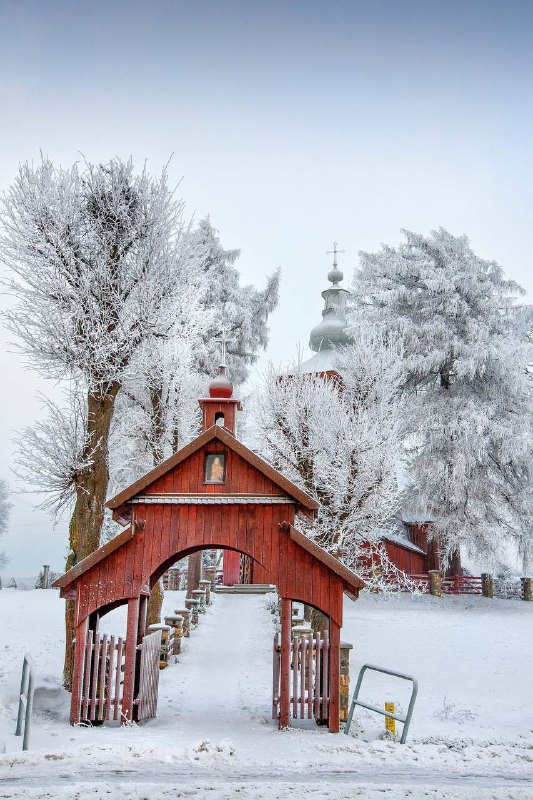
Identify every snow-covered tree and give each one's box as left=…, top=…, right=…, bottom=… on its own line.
left=250, top=331, right=404, bottom=580
left=355, top=227, right=533, bottom=570
left=1, top=156, right=204, bottom=686
left=191, top=218, right=280, bottom=384
left=0, top=480, right=10, bottom=571
left=14, top=388, right=93, bottom=518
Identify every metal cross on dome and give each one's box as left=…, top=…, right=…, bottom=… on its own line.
left=326, top=241, right=345, bottom=268
left=213, top=325, right=235, bottom=367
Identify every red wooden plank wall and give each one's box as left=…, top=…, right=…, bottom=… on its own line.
left=145, top=445, right=285, bottom=497
left=75, top=500, right=345, bottom=627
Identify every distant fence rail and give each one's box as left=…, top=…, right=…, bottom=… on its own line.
left=442, top=575, right=482, bottom=595
left=494, top=576, right=522, bottom=599
left=407, top=573, right=531, bottom=600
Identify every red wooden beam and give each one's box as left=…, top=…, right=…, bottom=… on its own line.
left=328, top=619, right=341, bottom=733
left=279, top=597, right=292, bottom=729
left=122, top=597, right=140, bottom=724
left=70, top=617, right=88, bottom=726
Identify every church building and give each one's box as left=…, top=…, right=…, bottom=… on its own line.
left=297, top=245, right=439, bottom=577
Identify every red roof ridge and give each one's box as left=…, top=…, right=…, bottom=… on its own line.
left=280, top=522, right=365, bottom=593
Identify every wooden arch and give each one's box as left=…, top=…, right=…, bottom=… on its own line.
left=55, top=424, right=364, bottom=731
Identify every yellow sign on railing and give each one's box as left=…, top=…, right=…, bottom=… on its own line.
left=384, top=701, right=396, bottom=735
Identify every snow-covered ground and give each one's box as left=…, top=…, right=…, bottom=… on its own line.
left=0, top=589, right=531, bottom=799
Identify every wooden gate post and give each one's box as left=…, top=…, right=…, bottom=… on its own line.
left=328, top=619, right=340, bottom=733
left=70, top=616, right=89, bottom=726
left=279, top=597, right=292, bottom=728
left=122, top=597, right=140, bottom=723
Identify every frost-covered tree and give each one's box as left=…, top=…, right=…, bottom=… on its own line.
left=191, top=218, right=280, bottom=383
left=250, top=332, right=404, bottom=581
left=355, top=228, right=533, bottom=570
left=1, top=156, right=203, bottom=686
left=0, top=480, right=10, bottom=571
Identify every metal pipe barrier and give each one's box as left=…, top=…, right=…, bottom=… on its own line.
left=344, top=663, right=418, bottom=744
left=15, top=653, right=35, bottom=751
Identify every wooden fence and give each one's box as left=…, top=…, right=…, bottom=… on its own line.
left=78, top=632, right=125, bottom=723
left=273, top=632, right=330, bottom=722
left=442, top=575, right=483, bottom=594
left=136, top=630, right=161, bottom=721
left=408, top=573, right=483, bottom=594
left=408, top=573, right=530, bottom=599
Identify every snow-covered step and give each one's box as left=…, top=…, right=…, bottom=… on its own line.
left=213, top=584, right=276, bottom=594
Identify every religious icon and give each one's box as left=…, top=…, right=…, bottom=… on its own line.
left=205, top=453, right=226, bottom=483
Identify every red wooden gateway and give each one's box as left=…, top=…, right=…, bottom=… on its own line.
left=54, top=367, right=364, bottom=731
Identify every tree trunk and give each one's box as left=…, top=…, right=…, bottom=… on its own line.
left=447, top=548, right=463, bottom=576
left=63, top=383, right=120, bottom=690
left=310, top=608, right=329, bottom=631
left=186, top=551, right=203, bottom=597
left=146, top=579, right=164, bottom=630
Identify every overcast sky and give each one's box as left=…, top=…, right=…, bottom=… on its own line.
left=1, top=0, right=532, bottom=575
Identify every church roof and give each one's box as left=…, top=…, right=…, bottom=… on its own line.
left=298, top=349, right=341, bottom=374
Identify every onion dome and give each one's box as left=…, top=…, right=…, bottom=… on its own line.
left=327, top=264, right=344, bottom=285
left=208, top=365, right=233, bottom=398
left=309, top=245, right=353, bottom=353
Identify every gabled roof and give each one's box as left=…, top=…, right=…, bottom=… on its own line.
left=107, top=424, right=319, bottom=518
left=280, top=522, right=365, bottom=593
left=52, top=526, right=134, bottom=589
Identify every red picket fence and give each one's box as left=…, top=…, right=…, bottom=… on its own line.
left=272, top=631, right=330, bottom=721
left=78, top=631, right=126, bottom=723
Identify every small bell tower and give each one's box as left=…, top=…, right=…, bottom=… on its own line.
left=199, top=327, right=242, bottom=435
left=199, top=364, right=242, bottom=434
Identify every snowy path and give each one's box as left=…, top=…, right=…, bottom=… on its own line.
left=153, top=593, right=274, bottom=736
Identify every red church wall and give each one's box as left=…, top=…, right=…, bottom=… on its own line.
left=355, top=539, right=427, bottom=575
left=384, top=541, right=426, bottom=574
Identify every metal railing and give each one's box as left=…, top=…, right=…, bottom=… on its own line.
left=15, top=654, right=35, bottom=751
left=344, top=663, right=418, bottom=744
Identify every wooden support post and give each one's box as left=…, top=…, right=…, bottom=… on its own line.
left=70, top=617, right=89, bottom=726
left=192, top=588, right=207, bottom=613
left=328, top=619, right=340, bottom=733
left=165, top=614, right=184, bottom=655
left=521, top=577, right=532, bottom=601
left=42, top=565, right=50, bottom=589
left=122, top=597, right=140, bottom=724
left=199, top=579, right=212, bottom=605
left=279, top=597, right=292, bottom=729
left=205, top=566, right=217, bottom=589
left=481, top=573, right=494, bottom=598
left=138, top=595, right=148, bottom=640
left=340, top=641, right=353, bottom=723
left=429, top=570, right=442, bottom=598
left=175, top=608, right=191, bottom=637
left=185, top=597, right=200, bottom=626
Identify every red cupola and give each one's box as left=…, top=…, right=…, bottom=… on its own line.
left=199, top=364, right=242, bottom=435
left=208, top=365, right=234, bottom=398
